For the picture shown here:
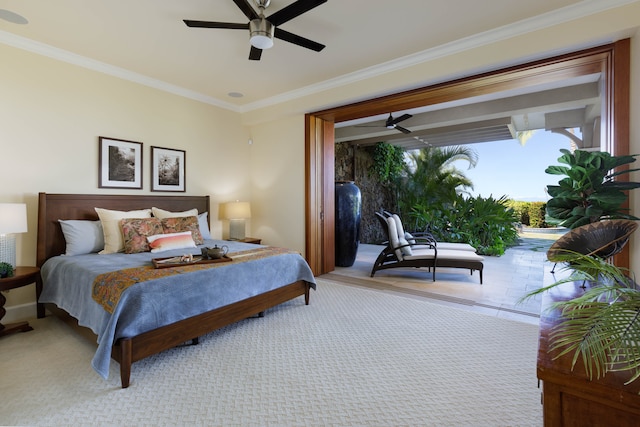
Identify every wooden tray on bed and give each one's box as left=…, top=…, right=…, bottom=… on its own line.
left=152, top=255, right=233, bottom=269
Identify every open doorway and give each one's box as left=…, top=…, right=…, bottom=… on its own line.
left=305, top=40, right=630, bottom=276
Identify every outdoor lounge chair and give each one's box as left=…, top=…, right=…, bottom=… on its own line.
left=371, top=212, right=438, bottom=280
left=372, top=211, right=484, bottom=283
left=382, top=211, right=477, bottom=252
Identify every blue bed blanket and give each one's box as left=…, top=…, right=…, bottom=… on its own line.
left=39, top=240, right=317, bottom=379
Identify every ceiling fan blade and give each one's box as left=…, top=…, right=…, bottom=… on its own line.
left=395, top=125, right=412, bottom=134
left=233, top=0, right=260, bottom=20
left=267, top=0, right=327, bottom=26
left=184, top=20, right=248, bottom=30
left=390, top=113, right=412, bottom=125
left=274, top=28, right=325, bottom=52
left=249, top=46, right=263, bottom=61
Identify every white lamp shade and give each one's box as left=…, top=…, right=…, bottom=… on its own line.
left=0, top=203, right=28, bottom=234
left=224, top=202, right=251, bottom=220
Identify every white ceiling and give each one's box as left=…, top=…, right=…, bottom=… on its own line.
left=0, top=0, right=631, bottom=147
left=0, top=0, right=605, bottom=107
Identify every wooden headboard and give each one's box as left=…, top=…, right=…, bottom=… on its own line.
left=36, top=193, right=210, bottom=267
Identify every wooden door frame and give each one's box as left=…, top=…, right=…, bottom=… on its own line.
left=305, top=40, right=630, bottom=275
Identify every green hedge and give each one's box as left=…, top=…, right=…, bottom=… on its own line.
left=506, top=200, right=547, bottom=228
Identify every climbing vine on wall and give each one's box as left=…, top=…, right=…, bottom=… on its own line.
left=370, top=142, right=405, bottom=186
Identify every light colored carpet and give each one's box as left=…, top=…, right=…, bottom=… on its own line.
left=1, top=280, right=542, bottom=426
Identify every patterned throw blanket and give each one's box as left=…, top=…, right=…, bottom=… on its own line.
left=92, top=246, right=296, bottom=314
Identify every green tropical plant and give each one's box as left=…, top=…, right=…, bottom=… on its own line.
left=405, top=193, right=518, bottom=256
left=545, top=149, right=640, bottom=229
left=399, top=145, right=477, bottom=214
left=522, top=252, right=640, bottom=386
left=0, top=262, right=13, bottom=278
left=371, top=142, right=406, bottom=186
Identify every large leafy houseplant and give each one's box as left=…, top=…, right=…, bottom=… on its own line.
left=545, top=149, right=640, bottom=229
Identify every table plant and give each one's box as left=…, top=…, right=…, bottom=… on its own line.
left=523, top=219, right=640, bottom=386
left=0, top=262, right=13, bottom=278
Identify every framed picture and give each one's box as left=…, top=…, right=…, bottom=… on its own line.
left=151, top=146, right=186, bottom=192
left=98, top=137, right=143, bottom=189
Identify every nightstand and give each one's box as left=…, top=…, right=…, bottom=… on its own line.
left=0, top=266, right=42, bottom=337
left=237, top=237, right=261, bottom=244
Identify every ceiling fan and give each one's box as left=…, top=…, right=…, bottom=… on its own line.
left=184, top=0, right=327, bottom=61
left=356, top=113, right=414, bottom=134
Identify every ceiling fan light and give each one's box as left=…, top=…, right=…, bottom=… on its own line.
left=249, top=19, right=274, bottom=49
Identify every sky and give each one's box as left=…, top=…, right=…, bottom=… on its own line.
left=450, top=130, right=573, bottom=202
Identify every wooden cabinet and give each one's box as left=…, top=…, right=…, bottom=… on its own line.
left=537, top=281, right=640, bottom=426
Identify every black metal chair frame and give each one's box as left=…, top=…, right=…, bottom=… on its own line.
left=370, top=212, right=438, bottom=280
left=371, top=211, right=484, bottom=284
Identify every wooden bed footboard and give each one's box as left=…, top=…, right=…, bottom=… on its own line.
left=113, top=280, right=310, bottom=388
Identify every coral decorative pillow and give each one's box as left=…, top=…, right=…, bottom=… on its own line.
left=147, top=231, right=196, bottom=253
left=120, top=218, right=163, bottom=254
left=95, top=207, right=152, bottom=254
left=161, top=216, right=204, bottom=245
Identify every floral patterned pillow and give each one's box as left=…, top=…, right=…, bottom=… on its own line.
left=120, top=218, right=164, bottom=254
left=161, top=216, right=204, bottom=245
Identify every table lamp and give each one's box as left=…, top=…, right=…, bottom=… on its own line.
left=224, top=201, right=251, bottom=240
left=0, top=203, right=28, bottom=269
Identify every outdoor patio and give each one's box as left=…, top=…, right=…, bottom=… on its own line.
left=320, top=230, right=566, bottom=326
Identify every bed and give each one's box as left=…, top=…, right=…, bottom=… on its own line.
left=36, top=193, right=316, bottom=388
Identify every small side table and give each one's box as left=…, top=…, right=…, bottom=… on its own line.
left=0, top=266, right=41, bottom=338
left=236, top=237, right=261, bottom=244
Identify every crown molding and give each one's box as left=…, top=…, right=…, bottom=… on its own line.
left=0, top=29, right=242, bottom=112
left=238, top=0, right=639, bottom=112
left=0, top=0, right=636, bottom=114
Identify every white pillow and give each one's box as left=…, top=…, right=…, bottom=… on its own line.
left=58, top=220, right=104, bottom=255
left=398, top=236, right=412, bottom=256
left=95, top=207, right=152, bottom=254
left=147, top=231, right=196, bottom=253
left=151, top=207, right=198, bottom=219
left=198, top=212, right=212, bottom=240
left=392, top=214, right=405, bottom=239
left=405, top=231, right=416, bottom=245
left=152, top=207, right=211, bottom=240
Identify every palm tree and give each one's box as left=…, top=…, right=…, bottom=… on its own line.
left=398, top=145, right=478, bottom=228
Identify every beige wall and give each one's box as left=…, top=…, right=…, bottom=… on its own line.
left=1, top=2, right=640, bottom=320
left=0, top=43, right=252, bottom=313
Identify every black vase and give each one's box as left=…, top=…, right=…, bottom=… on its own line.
left=335, top=181, right=362, bottom=267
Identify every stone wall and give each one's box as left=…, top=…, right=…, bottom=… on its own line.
left=335, top=143, right=396, bottom=244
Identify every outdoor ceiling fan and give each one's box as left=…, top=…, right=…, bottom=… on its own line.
left=183, top=0, right=327, bottom=61
left=357, top=113, right=414, bottom=134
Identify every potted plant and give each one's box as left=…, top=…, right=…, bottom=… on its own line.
left=545, top=149, right=640, bottom=229
left=0, top=262, right=14, bottom=278
left=525, top=253, right=640, bottom=385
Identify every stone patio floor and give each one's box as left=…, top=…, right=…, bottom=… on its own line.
left=320, top=231, right=567, bottom=326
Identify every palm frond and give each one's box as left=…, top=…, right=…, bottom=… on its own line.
left=547, top=283, right=640, bottom=384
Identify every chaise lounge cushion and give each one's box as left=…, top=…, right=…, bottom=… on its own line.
left=388, top=212, right=478, bottom=252
left=386, top=216, right=413, bottom=258
left=435, top=249, right=484, bottom=264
